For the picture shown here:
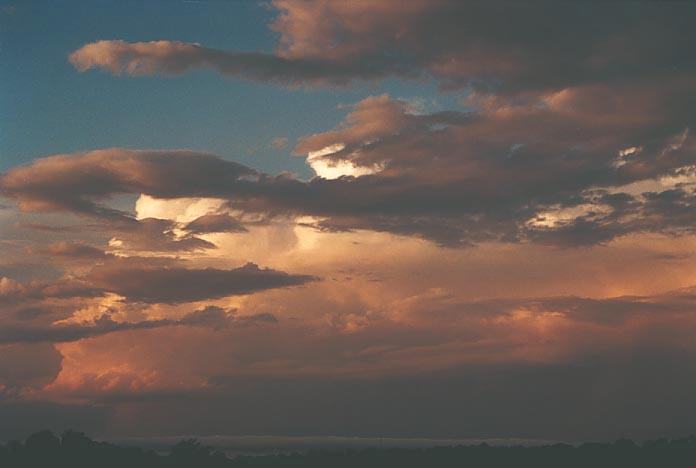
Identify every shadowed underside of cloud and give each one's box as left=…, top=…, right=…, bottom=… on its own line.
left=86, top=261, right=317, bottom=303
left=0, top=306, right=279, bottom=345
left=0, top=314, right=174, bottom=345
left=0, top=276, right=105, bottom=306
left=1, top=257, right=316, bottom=307
left=184, top=213, right=247, bottom=234
left=33, top=241, right=108, bottom=260
left=0, top=148, right=257, bottom=219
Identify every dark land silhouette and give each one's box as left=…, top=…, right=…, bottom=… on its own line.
left=3, top=430, right=696, bottom=467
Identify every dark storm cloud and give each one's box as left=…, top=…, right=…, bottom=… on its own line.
left=86, top=260, right=317, bottom=304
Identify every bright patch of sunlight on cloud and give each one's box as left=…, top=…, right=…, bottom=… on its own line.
left=135, top=195, right=226, bottom=223
left=612, top=146, right=642, bottom=168
left=527, top=204, right=613, bottom=228
left=306, top=144, right=381, bottom=179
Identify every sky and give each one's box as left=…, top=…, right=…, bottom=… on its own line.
left=1, top=0, right=696, bottom=443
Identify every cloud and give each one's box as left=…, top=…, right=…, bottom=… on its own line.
left=5, top=0, right=695, bottom=440
left=0, top=148, right=256, bottom=219
left=179, top=305, right=278, bottom=328
left=34, top=242, right=108, bottom=260
left=86, top=260, right=317, bottom=304
left=68, top=39, right=385, bottom=87
left=183, top=213, right=247, bottom=234
left=7, top=5, right=696, bottom=249
left=0, top=343, right=62, bottom=395
left=270, top=137, right=289, bottom=150
left=178, top=305, right=233, bottom=328
left=69, top=2, right=696, bottom=92
left=0, top=305, right=279, bottom=346
left=24, top=277, right=696, bottom=441
left=0, top=314, right=174, bottom=345
left=0, top=276, right=105, bottom=305
left=3, top=104, right=696, bottom=249
left=108, top=217, right=217, bottom=253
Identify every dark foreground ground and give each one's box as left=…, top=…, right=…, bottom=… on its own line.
left=3, top=430, right=696, bottom=467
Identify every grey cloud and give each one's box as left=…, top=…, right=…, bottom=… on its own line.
left=0, top=148, right=256, bottom=220
left=0, top=277, right=105, bottom=306
left=34, top=242, right=108, bottom=260
left=68, top=2, right=696, bottom=93
left=0, top=343, right=62, bottom=394
left=86, top=260, right=317, bottom=304
left=184, top=213, right=247, bottom=234
left=180, top=306, right=278, bottom=329
left=0, top=314, right=174, bottom=345
left=2, top=127, right=695, bottom=248
left=68, top=40, right=416, bottom=87
left=7, top=1, right=696, bottom=249
left=109, top=217, right=217, bottom=252
left=0, top=306, right=278, bottom=345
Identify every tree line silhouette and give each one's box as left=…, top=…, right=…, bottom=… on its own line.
left=3, top=430, right=696, bottom=467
